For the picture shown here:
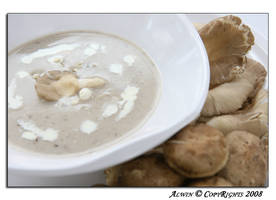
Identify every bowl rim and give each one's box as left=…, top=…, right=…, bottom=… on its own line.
left=8, top=14, right=210, bottom=176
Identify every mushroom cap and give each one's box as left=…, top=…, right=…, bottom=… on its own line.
left=164, top=124, right=229, bottom=178
left=207, top=113, right=266, bottom=137
left=238, top=58, right=267, bottom=99
left=199, top=15, right=254, bottom=88
left=188, top=176, right=233, bottom=187
left=219, top=131, right=267, bottom=186
left=207, top=88, right=268, bottom=137
left=105, top=154, right=185, bottom=187
left=201, top=58, right=267, bottom=117
left=260, top=132, right=268, bottom=161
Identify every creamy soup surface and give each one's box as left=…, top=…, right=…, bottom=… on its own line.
left=8, top=31, right=161, bottom=155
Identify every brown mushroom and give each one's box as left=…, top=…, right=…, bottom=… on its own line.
left=105, top=154, right=185, bottom=187
left=260, top=132, right=268, bottom=161
left=188, top=176, right=233, bottom=187
left=163, top=124, right=229, bottom=178
left=219, top=131, right=267, bottom=186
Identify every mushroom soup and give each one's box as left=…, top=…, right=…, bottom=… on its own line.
left=8, top=31, right=161, bottom=155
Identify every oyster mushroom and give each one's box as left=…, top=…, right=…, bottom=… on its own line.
left=199, top=15, right=254, bottom=88
left=201, top=58, right=267, bottom=117
left=207, top=89, right=268, bottom=137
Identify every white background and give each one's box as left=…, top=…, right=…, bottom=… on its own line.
left=1, top=0, right=274, bottom=200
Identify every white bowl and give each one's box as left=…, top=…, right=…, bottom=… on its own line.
left=8, top=14, right=209, bottom=177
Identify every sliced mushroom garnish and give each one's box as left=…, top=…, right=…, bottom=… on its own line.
left=35, top=70, right=79, bottom=101
left=35, top=70, right=107, bottom=101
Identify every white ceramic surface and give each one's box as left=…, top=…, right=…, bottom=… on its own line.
left=8, top=14, right=210, bottom=181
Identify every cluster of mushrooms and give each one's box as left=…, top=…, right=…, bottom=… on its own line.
left=101, top=15, right=268, bottom=187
